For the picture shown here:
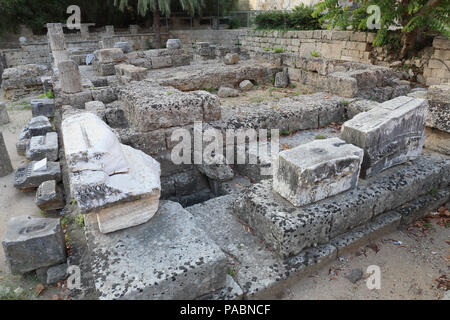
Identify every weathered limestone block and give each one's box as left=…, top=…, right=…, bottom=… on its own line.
left=0, top=102, right=10, bottom=124
left=14, top=159, right=61, bottom=190
left=2, top=216, right=66, bottom=274
left=341, top=96, right=427, bottom=178
left=119, top=80, right=221, bottom=132
left=26, top=132, right=58, bottom=161
left=198, top=154, right=234, bottom=182
left=218, top=87, right=240, bottom=98
left=239, top=80, right=254, bottom=91
left=57, top=60, right=82, bottom=94
left=62, top=112, right=161, bottom=233
left=31, top=98, right=55, bottom=118
left=55, top=89, right=93, bottom=109
left=46, top=23, right=66, bottom=51
left=166, top=39, right=182, bottom=50
left=35, top=180, right=65, bottom=211
left=273, top=138, right=364, bottom=207
left=427, top=85, right=449, bottom=133
left=1, top=64, right=48, bottom=100
left=95, top=48, right=126, bottom=64
left=0, top=132, right=13, bottom=177
left=274, top=68, right=289, bottom=88
left=223, top=53, right=239, bottom=65
left=46, top=263, right=68, bottom=284
left=150, top=56, right=173, bottom=69
left=85, top=201, right=228, bottom=300
left=115, top=64, right=147, bottom=83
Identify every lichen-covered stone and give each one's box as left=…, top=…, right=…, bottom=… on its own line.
left=119, top=80, right=221, bottom=131
left=427, top=84, right=449, bottom=133
left=341, top=96, right=427, bottom=178
left=35, top=180, right=65, bottom=211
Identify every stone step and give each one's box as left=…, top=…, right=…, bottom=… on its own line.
left=85, top=201, right=228, bottom=300
left=186, top=182, right=449, bottom=299
left=232, top=153, right=450, bottom=259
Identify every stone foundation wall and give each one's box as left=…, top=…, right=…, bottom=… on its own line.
left=423, top=37, right=450, bottom=86
left=239, top=29, right=375, bottom=63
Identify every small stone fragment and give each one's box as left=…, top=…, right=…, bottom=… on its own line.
left=239, top=80, right=254, bottom=91
left=223, top=53, right=239, bottom=65
left=345, top=268, right=363, bottom=284
left=218, top=87, right=240, bottom=98
left=35, top=180, right=65, bottom=211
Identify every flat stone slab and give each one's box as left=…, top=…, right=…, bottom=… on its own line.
left=26, top=132, right=58, bottom=161
left=19, top=116, right=53, bottom=140
left=233, top=153, right=450, bottom=258
left=427, top=85, right=449, bottom=133
left=341, top=96, right=427, bottom=178
left=14, top=160, right=61, bottom=190
left=85, top=201, right=228, bottom=300
left=2, top=216, right=66, bottom=274
left=62, top=112, right=161, bottom=233
left=273, top=137, right=363, bottom=206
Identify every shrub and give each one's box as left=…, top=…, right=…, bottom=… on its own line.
left=255, top=4, right=322, bottom=30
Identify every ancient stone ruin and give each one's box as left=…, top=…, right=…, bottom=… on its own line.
left=0, top=22, right=449, bottom=300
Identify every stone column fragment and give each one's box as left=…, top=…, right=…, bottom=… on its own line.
left=58, top=60, right=83, bottom=94
left=0, top=131, right=13, bottom=177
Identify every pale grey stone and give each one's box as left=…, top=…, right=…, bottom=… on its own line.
left=35, top=180, right=65, bottom=211
left=0, top=132, right=13, bottom=177
left=273, top=138, right=364, bottom=207
left=14, top=160, right=61, bottom=190
left=46, top=23, right=66, bottom=51
left=218, top=87, right=240, bottom=98
left=0, top=102, right=10, bottom=124
left=166, top=39, right=182, bottom=50
left=26, top=132, right=58, bottom=161
left=2, top=216, right=66, bottom=274
left=57, top=60, right=83, bottom=94
left=94, top=48, right=126, bottom=64
left=85, top=201, right=228, bottom=300
left=31, top=98, right=55, bottom=118
left=239, top=80, right=254, bottom=91
left=274, top=69, right=289, bottom=88
left=223, top=53, right=239, bottom=65
left=341, top=96, right=427, bottom=178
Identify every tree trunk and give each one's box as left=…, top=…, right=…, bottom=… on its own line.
left=400, top=27, right=418, bottom=59
left=153, top=3, right=161, bottom=49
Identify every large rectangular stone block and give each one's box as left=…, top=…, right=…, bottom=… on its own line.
left=85, top=201, right=227, bottom=300
left=14, top=160, right=61, bottom=190
left=2, top=216, right=66, bottom=274
left=427, top=85, right=449, bottom=133
left=341, top=96, right=427, bottom=178
left=273, top=138, right=363, bottom=207
left=62, top=112, right=161, bottom=233
left=119, top=80, right=220, bottom=132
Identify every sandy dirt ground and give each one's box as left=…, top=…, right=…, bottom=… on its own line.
left=0, top=94, right=448, bottom=300
left=0, top=98, right=68, bottom=300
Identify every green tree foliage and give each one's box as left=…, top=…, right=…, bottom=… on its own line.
left=254, top=4, right=322, bottom=30
left=313, top=0, right=450, bottom=57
